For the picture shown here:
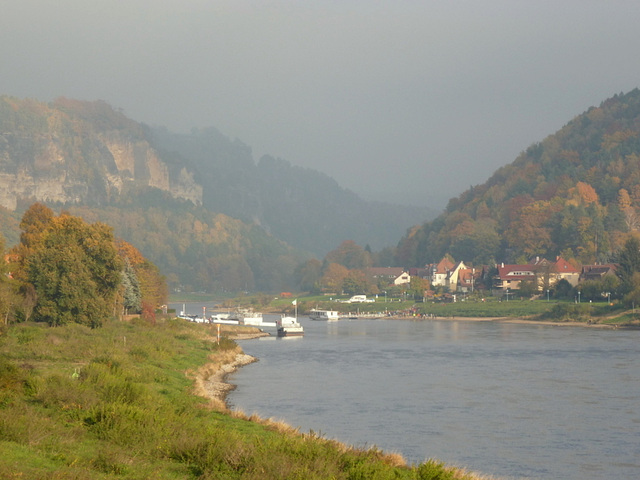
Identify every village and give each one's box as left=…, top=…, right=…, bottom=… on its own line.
left=365, top=256, right=617, bottom=302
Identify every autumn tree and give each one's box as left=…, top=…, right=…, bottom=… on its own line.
left=25, top=213, right=123, bottom=327
left=341, top=270, right=371, bottom=295
left=325, top=240, right=372, bottom=270
left=0, top=232, right=21, bottom=325
left=116, top=239, right=167, bottom=312
left=319, top=262, right=349, bottom=293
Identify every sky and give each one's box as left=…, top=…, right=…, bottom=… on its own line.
left=3, top=1, right=640, bottom=209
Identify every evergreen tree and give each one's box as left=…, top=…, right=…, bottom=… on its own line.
left=615, top=236, right=640, bottom=295
left=122, top=257, right=142, bottom=314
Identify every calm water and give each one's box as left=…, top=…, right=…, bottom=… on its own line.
left=220, top=315, right=640, bottom=480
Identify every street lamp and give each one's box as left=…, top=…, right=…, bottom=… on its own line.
left=578, top=290, right=581, bottom=303
left=384, top=291, right=387, bottom=303
left=546, top=289, right=550, bottom=302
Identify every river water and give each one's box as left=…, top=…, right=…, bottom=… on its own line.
left=219, top=315, right=640, bottom=480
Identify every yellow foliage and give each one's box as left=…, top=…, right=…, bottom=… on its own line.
left=618, top=188, right=632, bottom=210
left=602, top=129, right=638, bottom=150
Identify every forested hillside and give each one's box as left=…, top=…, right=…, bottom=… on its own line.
left=397, top=89, right=640, bottom=267
left=148, top=127, right=435, bottom=255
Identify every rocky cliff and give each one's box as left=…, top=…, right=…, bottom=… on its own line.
left=0, top=97, right=202, bottom=210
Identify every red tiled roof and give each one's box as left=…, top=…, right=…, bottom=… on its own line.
left=553, top=257, right=579, bottom=274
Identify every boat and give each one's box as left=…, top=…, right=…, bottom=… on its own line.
left=309, top=308, right=340, bottom=321
left=276, top=315, right=304, bottom=337
left=228, top=308, right=264, bottom=326
left=277, top=299, right=304, bottom=336
left=209, top=313, right=239, bottom=325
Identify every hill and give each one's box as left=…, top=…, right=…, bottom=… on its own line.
left=0, top=96, right=435, bottom=292
left=397, top=89, right=640, bottom=267
left=147, top=126, right=436, bottom=255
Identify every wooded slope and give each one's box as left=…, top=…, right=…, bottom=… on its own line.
left=397, top=89, right=640, bottom=267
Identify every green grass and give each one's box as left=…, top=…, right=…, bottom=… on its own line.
left=0, top=318, right=484, bottom=479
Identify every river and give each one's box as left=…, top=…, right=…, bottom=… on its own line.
left=219, top=315, right=640, bottom=480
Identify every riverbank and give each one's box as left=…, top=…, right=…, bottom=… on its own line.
left=384, top=313, right=628, bottom=329
left=192, top=324, right=496, bottom=480
left=191, top=326, right=268, bottom=410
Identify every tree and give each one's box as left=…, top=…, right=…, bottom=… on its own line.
left=25, top=214, right=123, bottom=327
left=19, top=202, right=55, bottom=250
left=122, top=257, right=142, bottom=315
left=116, top=240, right=167, bottom=311
left=342, top=270, right=370, bottom=295
left=294, top=258, right=323, bottom=292
left=0, top=233, right=20, bottom=325
left=319, top=263, right=349, bottom=293
left=554, top=278, right=574, bottom=300
left=615, top=236, right=640, bottom=296
left=518, top=279, right=538, bottom=298
left=325, top=240, right=372, bottom=270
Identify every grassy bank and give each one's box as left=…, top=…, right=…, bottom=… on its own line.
left=265, top=292, right=638, bottom=326
left=0, top=319, right=487, bottom=479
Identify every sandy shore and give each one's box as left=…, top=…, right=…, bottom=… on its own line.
left=389, top=315, right=622, bottom=328
left=191, top=328, right=269, bottom=409
left=204, top=352, right=257, bottom=402
left=441, top=316, right=624, bottom=328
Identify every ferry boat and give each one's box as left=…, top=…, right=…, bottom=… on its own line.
left=309, top=308, right=340, bottom=321
left=276, top=315, right=304, bottom=337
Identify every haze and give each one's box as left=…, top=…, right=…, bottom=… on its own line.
left=3, top=0, right=640, bottom=208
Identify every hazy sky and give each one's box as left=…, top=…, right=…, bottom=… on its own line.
left=3, top=1, right=640, bottom=208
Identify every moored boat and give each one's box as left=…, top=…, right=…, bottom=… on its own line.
left=210, top=313, right=239, bottom=325
left=309, top=308, right=340, bottom=321
left=276, top=315, right=304, bottom=337
left=228, top=308, right=264, bottom=326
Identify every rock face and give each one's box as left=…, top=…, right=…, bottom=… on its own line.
left=0, top=97, right=202, bottom=210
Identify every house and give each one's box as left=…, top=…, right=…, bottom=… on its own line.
left=393, top=271, right=411, bottom=285
left=456, top=267, right=483, bottom=292
left=580, top=264, right=617, bottom=282
left=445, top=261, right=469, bottom=291
left=367, top=267, right=411, bottom=286
left=495, top=256, right=580, bottom=291
left=427, top=257, right=455, bottom=287
left=551, top=256, right=580, bottom=287
left=495, top=263, right=538, bottom=291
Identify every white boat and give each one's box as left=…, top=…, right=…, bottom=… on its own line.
left=276, top=315, right=304, bottom=337
left=277, top=300, right=304, bottom=336
left=228, top=308, right=264, bottom=326
left=178, top=313, right=208, bottom=323
left=210, top=313, right=239, bottom=325
left=309, top=308, right=340, bottom=321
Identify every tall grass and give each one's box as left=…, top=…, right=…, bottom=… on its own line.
left=0, top=318, right=490, bottom=479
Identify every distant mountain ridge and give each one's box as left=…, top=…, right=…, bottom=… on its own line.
left=397, top=89, right=640, bottom=268
left=0, top=95, right=436, bottom=292
left=148, top=126, right=436, bottom=255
